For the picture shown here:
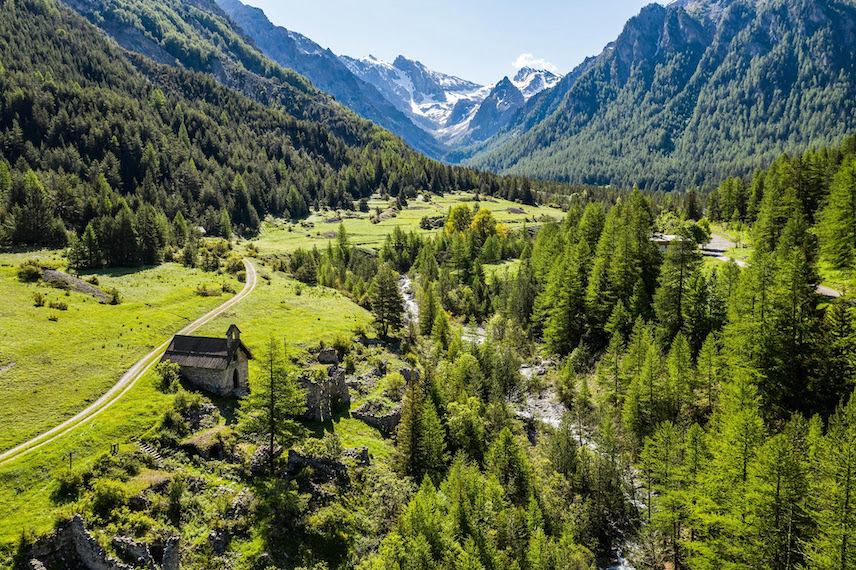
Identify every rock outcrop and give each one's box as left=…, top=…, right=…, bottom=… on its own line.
left=111, top=536, right=153, bottom=567
left=26, top=515, right=133, bottom=570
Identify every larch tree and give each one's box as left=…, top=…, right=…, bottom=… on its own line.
left=819, top=156, right=856, bottom=269
left=372, top=263, right=404, bottom=337
left=239, top=336, right=306, bottom=475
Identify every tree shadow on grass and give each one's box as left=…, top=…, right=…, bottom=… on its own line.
left=79, top=264, right=160, bottom=279
left=299, top=409, right=352, bottom=439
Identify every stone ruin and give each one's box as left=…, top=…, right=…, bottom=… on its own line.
left=24, top=514, right=180, bottom=570
left=352, top=401, right=401, bottom=433
left=298, top=365, right=350, bottom=422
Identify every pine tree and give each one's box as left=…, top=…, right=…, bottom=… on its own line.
left=420, top=399, right=448, bottom=483
left=68, top=222, right=102, bottom=270
left=372, top=264, right=404, bottom=337
left=8, top=170, right=66, bottom=246
left=819, top=157, right=856, bottom=269
left=696, top=334, right=723, bottom=415
left=487, top=427, right=532, bottom=505
left=395, top=379, right=425, bottom=479
left=419, top=283, right=439, bottom=337
left=239, top=337, right=306, bottom=475
left=219, top=209, right=232, bottom=240
left=654, top=226, right=702, bottom=340
left=807, top=391, right=856, bottom=570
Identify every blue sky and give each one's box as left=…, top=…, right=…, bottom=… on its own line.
left=240, top=0, right=668, bottom=85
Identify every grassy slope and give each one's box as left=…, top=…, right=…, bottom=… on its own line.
left=253, top=191, right=562, bottom=253
left=0, top=252, right=240, bottom=452
left=193, top=269, right=391, bottom=459
left=0, top=264, right=379, bottom=543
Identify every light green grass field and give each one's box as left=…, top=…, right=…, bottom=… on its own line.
left=0, top=264, right=385, bottom=544
left=193, top=268, right=393, bottom=459
left=252, top=191, right=562, bottom=254
left=0, top=251, right=240, bottom=452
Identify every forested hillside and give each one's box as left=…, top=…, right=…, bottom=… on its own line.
left=0, top=0, right=579, bottom=265
left=469, top=0, right=856, bottom=191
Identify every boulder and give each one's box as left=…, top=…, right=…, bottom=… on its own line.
left=184, top=402, right=220, bottom=432
left=162, top=537, right=180, bottom=570
left=250, top=444, right=283, bottom=475
left=207, top=528, right=231, bottom=555
left=399, top=368, right=420, bottom=383
left=226, top=489, right=252, bottom=520
left=352, top=401, right=402, bottom=433
left=112, top=536, right=153, bottom=567
left=318, top=348, right=339, bottom=365
left=342, top=447, right=371, bottom=466
left=26, top=514, right=133, bottom=570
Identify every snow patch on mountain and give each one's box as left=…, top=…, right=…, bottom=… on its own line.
left=512, top=67, right=563, bottom=100
left=340, top=54, right=489, bottom=134
left=341, top=54, right=562, bottom=144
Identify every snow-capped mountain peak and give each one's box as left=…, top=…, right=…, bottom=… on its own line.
left=340, top=53, right=488, bottom=135
left=512, top=67, right=563, bottom=100
left=339, top=54, right=562, bottom=145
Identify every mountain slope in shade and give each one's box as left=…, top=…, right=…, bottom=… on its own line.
left=215, top=0, right=441, bottom=156
left=469, top=0, right=856, bottom=191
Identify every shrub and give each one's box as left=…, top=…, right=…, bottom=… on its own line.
left=222, top=282, right=237, bottom=294
left=156, top=361, right=181, bottom=393
left=17, top=261, right=42, bottom=282
left=332, top=334, right=352, bottom=359
left=343, top=354, right=356, bottom=375
left=167, top=476, right=185, bottom=525
left=159, top=409, right=188, bottom=437
left=195, top=285, right=221, bottom=297
left=33, top=291, right=45, bottom=307
left=224, top=255, right=244, bottom=274
left=381, top=373, right=406, bottom=402
left=300, top=433, right=343, bottom=460
left=48, top=314, right=58, bottom=322
left=51, top=469, right=83, bottom=503
left=48, top=300, right=68, bottom=311
left=105, top=288, right=122, bottom=305
left=86, top=275, right=99, bottom=286
left=46, top=278, right=69, bottom=290
left=91, top=479, right=127, bottom=517
left=172, top=389, right=202, bottom=415
left=236, top=270, right=246, bottom=283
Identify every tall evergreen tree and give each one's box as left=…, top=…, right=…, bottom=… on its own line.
left=372, top=263, right=405, bottom=337
left=239, top=337, right=306, bottom=475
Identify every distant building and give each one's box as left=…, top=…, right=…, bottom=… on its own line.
left=161, top=325, right=252, bottom=397
left=651, top=233, right=683, bottom=253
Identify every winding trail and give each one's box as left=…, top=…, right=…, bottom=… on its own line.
left=0, top=259, right=258, bottom=467
left=702, top=232, right=843, bottom=298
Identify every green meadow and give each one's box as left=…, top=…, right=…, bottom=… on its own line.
left=252, top=191, right=562, bottom=253
left=0, top=252, right=241, bottom=453
left=194, top=267, right=392, bottom=459
left=0, top=262, right=384, bottom=543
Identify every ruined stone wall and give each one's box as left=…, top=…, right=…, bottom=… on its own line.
left=26, top=515, right=133, bottom=570
left=352, top=404, right=401, bottom=433
left=299, top=366, right=351, bottom=422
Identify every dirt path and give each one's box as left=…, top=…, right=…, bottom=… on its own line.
left=703, top=232, right=843, bottom=297
left=701, top=232, right=749, bottom=268
left=0, top=259, right=259, bottom=467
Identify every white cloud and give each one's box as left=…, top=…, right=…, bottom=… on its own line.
left=512, top=53, right=559, bottom=74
